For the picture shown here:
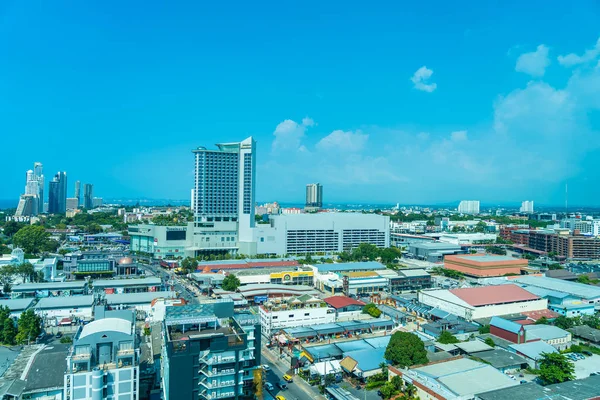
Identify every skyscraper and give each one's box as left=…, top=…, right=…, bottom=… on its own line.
left=520, top=200, right=534, bottom=213
left=74, top=180, right=81, bottom=204
left=458, top=200, right=480, bottom=215
left=191, top=137, right=256, bottom=254
left=15, top=162, right=44, bottom=216
left=84, top=184, right=94, bottom=209
left=305, top=183, right=323, bottom=209
left=48, top=172, right=67, bottom=214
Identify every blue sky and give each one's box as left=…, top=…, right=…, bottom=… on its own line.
left=2, top=1, right=600, bottom=206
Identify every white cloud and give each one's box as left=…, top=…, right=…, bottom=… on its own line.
left=558, top=37, right=600, bottom=67
left=450, top=130, right=468, bottom=141
left=411, top=66, right=437, bottom=92
left=271, top=117, right=314, bottom=152
left=316, top=130, right=369, bottom=152
left=515, top=44, right=550, bottom=77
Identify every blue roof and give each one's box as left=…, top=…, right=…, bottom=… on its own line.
left=490, top=317, right=523, bottom=334
left=316, top=261, right=385, bottom=273
left=307, top=344, right=343, bottom=360
left=363, top=336, right=391, bottom=349
left=336, top=340, right=374, bottom=353
left=519, top=286, right=571, bottom=299
left=429, top=308, right=451, bottom=319
left=509, top=341, right=557, bottom=360
left=345, top=347, right=387, bottom=372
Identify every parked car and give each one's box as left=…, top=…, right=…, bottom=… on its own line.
left=262, top=364, right=271, bottom=371
left=264, top=382, right=274, bottom=391
left=520, top=380, right=527, bottom=384
left=283, top=374, right=293, bottom=382
left=55, top=331, right=63, bottom=339
left=583, top=351, right=593, bottom=357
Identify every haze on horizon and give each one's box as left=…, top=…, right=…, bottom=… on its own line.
left=2, top=2, right=600, bottom=206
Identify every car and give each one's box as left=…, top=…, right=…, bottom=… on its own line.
left=583, top=351, right=593, bottom=356
left=262, top=364, right=271, bottom=371
left=55, top=332, right=63, bottom=339
left=276, top=397, right=286, bottom=400
left=276, top=381, right=287, bottom=390
left=264, top=382, right=274, bottom=391
left=518, top=374, right=524, bottom=377
left=283, top=374, right=293, bottom=382
left=520, top=380, right=527, bottom=384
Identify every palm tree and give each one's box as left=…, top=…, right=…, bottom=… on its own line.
left=404, top=383, right=417, bottom=398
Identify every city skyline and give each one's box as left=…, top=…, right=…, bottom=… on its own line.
left=2, top=2, right=600, bottom=206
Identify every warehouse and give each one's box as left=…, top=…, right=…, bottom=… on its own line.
left=514, top=276, right=600, bottom=308
left=11, top=281, right=88, bottom=299
left=418, top=285, right=548, bottom=321
left=0, top=298, right=34, bottom=318
left=34, top=295, right=94, bottom=323
left=444, top=254, right=527, bottom=277
left=105, top=291, right=177, bottom=313
left=407, top=242, right=463, bottom=262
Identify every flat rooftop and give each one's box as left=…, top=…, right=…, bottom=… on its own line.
left=12, top=281, right=86, bottom=291
left=477, top=375, right=600, bottom=400
left=93, top=277, right=162, bottom=287
left=23, top=344, right=70, bottom=392
left=449, top=284, right=540, bottom=307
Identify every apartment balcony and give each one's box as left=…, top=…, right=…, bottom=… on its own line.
left=199, top=367, right=237, bottom=378
left=198, top=378, right=236, bottom=390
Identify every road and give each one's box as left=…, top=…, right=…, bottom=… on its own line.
left=261, top=347, right=326, bottom=400
left=136, top=258, right=199, bottom=304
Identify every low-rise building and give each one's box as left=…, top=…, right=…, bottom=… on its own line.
left=408, top=242, right=463, bottom=262
left=35, top=295, right=95, bottom=323
left=388, top=269, right=432, bottom=292
left=418, top=285, right=548, bottom=321
left=568, top=325, right=600, bottom=344
left=443, top=254, right=527, bottom=277
left=93, top=277, right=163, bottom=294
left=389, top=357, right=518, bottom=400
left=64, top=311, right=140, bottom=400
left=105, top=291, right=177, bottom=313
left=524, top=324, right=572, bottom=350
left=508, top=341, right=557, bottom=369
left=471, top=349, right=528, bottom=373
left=323, top=296, right=365, bottom=320
left=11, top=281, right=88, bottom=299
left=259, top=294, right=335, bottom=337
left=476, top=375, right=600, bottom=400
left=0, top=298, right=34, bottom=318
left=514, top=276, right=600, bottom=310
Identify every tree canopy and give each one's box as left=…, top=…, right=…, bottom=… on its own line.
left=222, top=274, right=241, bottom=292
left=15, top=309, right=42, bottom=344
left=539, top=353, right=575, bottom=385
left=437, top=330, right=460, bottom=344
left=384, top=331, right=428, bottom=368
left=362, top=303, right=382, bottom=318
left=13, top=225, right=58, bottom=254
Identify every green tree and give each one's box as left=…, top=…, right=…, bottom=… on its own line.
left=478, top=325, right=490, bottom=334
left=378, top=382, right=399, bottom=400
left=0, top=265, right=14, bottom=294
left=539, top=353, right=575, bottom=385
left=180, top=257, right=198, bottom=274
left=222, top=274, right=241, bottom=291
left=363, top=303, right=382, bottom=318
left=384, top=332, right=428, bottom=368
left=484, top=337, right=496, bottom=347
left=16, top=309, right=42, bottom=344
left=486, top=246, right=507, bottom=255
left=380, top=247, right=402, bottom=264
left=437, top=330, right=460, bottom=344
left=391, top=375, right=403, bottom=391
left=15, top=263, right=34, bottom=283
left=12, top=225, right=52, bottom=254
left=554, top=316, right=575, bottom=330
left=2, top=221, right=24, bottom=237
left=2, top=318, right=16, bottom=345
left=535, top=317, right=549, bottom=325
left=353, top=243, right=380, bottom=261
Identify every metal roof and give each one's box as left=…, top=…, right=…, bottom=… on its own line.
left=363, top=336, right=392, bottom=349
left=306, top=344, right=343, bottom=360
left=398, top=269, right=430, bottom=278
left=35, top=295, right=94, bottom=309
left=315, top=262, right=385, bottom=273
left=514, top=276, right=600, bottom=300
left=490, top=316, right=523, bottom=334
left=450, top=284, right=539, bottom=307
left=105, top=291, right=176, bottom=305
left=335, top=340, right=374, bottom=353
left=454, top=340, right=493, bottom=354
left=344, top=347, right=387, bottom=372
left=524, top=324, right=570, bottom=341
left=477, top=375, right=600, bottom=400
left=455, top=255, right=516, bottom=262
left=12, top=281, right=86, bottom=291
left=79, top=317, right=132, bottom=339
left=509, top=341, right=557, bottom=360
left=0, top=298, right=34, bottom=311
left=314, top=323, right=345, bottom=335
left=473, top=349, right=528, bottom=369
left=93, top=277, right=161, bottom=287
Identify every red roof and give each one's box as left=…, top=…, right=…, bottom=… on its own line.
left=449, top=284, right=539, bottom=307
left=522, top=309, right=560, bottom=321
left=323, top=296, right=365, bottom=309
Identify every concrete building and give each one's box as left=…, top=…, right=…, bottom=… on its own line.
left=519, top=201, right=534, bottom=213
left=63, top=252, right=139, bottom=280
left=161, top=301, right=261, bottom=400
left=0, top=298, right=34, bottom=318
left=11, top=281, right=88, bottom=299
left=514, top=276, right=600, bottom=309
left=259, top=294, right=335, bottom=337
left=418, top=285, right=548, bottom=321
left=64, top=311, right=140, bottom=400
left=35, top=295, right=94, bottom=323
left=249, top=212, right=390, bottom=255
left=105, top=291, right=177, bottom=313
left=93, top=277, right=163, bottom=294
left=477, top=375, right=600, bottom=400
left=66, top=197, right=79, bottom=211
left=75, top=180, right=81, bottom=204
left=305, top=183, right=323, bottom=210
left=388, top=269, right=432, bottom=292
left=389, top=357, right=518, bottom=399
left=458, top=200, right=480, bottom=214
left=323, top=296, right=365, bottom=320
left=407, top=242, right=463, bottom=262
left=443, top=254, right=527, bottom=277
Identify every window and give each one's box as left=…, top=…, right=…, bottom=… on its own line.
left=289, top=314, right=294, bottom=318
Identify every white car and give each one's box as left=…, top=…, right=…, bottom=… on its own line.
left=262, top=364, right=271, bottom=371
left=264, top=382, right=274, bottom=391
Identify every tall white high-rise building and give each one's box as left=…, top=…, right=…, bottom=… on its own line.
left=16, top=162, right=44, bottom=216
left=520, top=200, right=534, bottom=213
left=305, top=183, right=323, bottom=209
left=191, top=137, right=256, bottom=255
left=458, top=200, right=480, bottom=215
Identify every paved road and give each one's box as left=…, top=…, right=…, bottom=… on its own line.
left=261, top=347, right=326, bottom=400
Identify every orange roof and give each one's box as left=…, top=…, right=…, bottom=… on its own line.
left=450, top=284, right=539, bottom=307
left=323, top=296, right=365, bottom=309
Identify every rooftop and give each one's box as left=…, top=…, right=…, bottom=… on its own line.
left=472, top=349, right=529, bottom=370
left=93, top=277, right=162, bottom=287
left=23, top=344, right=70, bottom=392
left=105, top=291, right=176, bottom=305
left=315, top=261, right=385, bottom=273
left=568, top=325, right=600, bottom=343
left=343, top=347, right=387, bottom=372
left=12, top=281, right=86, bottom=291
left=514, top=276, right=600, bottom=300
left=79, top=318, right=133, bottom=339
left=453, top=255, right=519, bottom=263
left=0, top=298, right=34, bottom=311
left=410, top=242, right=461, bottom=250
left=398, top=269, right=430, bottom=278
left=35, top=295, right=94, bottom=309
left=453, top=340, right=493, bottom=354
left=524, top=324, right=570, bottom=341
left=477, top=375, right=600, bottom=400
left=490, top=316, right=523, bottom=334
left=409, top=357, right=518, bottom=397
left=509, top=341, right=557, bottom=360
left=450, top=284, right=540, bottom=307
left=323, top=296, right=365, bottom=309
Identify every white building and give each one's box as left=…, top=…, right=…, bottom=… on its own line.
left=35, top=296, right=95, bottom=323
left=259, top=294, right=335, bottom=337
left=248, top=212, right=390, bottom=255
left=458, top=200, right=480, bottom=215
left=524, top=324, right=572, bottom=350
left=418, top=285, right=548, bottom=321
left=305, top=183, right=323, bottom=210
left=105, top=291, right=177, bottom=313
left=520, top=201, right=534, bottom=213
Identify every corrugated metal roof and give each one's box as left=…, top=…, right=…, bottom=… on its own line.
left=490, top=317, right=523, bottom=334
left=93, top=277, right=161, bottom=287
left=12, top=281, right=86, bottom=291
left=316, top=262, right=385, bottom=273
left=0, top=298, right=34, bottom=311
left=514, top=276, right=600, bottom=300
left=509, top=341, right=557, bottom=360
left=344, top=347, right=387, bottom=372
left=35, top=295, right=94, bottom=309
left=450, top=285, right=539, bottom=307
left=105, top=291, right=176, bottom=305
